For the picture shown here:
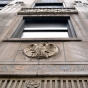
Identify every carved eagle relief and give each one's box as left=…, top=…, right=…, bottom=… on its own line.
left=23, top=42, right=59, bottom=59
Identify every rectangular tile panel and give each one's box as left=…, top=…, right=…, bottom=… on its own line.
left=64, top=42, right=88, bottom=61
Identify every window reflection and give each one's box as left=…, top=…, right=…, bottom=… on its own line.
left=21, top=32, right=68, bottom=38
left=24, top=23, right=67, bottom=30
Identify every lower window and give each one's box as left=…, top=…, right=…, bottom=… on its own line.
left=12, top=16, right=76, bottom=38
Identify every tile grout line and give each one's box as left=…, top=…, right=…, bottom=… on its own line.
left=13, top=43, right=22, bottom=61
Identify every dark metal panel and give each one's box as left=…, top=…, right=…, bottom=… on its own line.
left=0, top=77, right=88, bottom=88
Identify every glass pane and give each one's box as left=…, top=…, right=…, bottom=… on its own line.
left=0, top=1, right=8, bottom=4
left=24, top=23, right=67, bottom=30
left=34, top=6, right=63, bottom=8
left=21, top=32, right=69, bottom=38
left=24, top=28, right=67, bottom=30
left=0, top=7, right=3, bottom=10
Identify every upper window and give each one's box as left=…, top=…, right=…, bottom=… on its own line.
left=33, top=3, right=64, bottom=8
left=12, top=16, right=76, bottom=39
left=41, top=0, right=57, bottom=2
left=0, top=1, right=8, bottom=10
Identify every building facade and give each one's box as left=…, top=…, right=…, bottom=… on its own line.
left=0, top=0, right=88, bottom=88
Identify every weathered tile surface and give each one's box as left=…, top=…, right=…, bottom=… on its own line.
left=64, top=42, right=88, bottom=61
left=0, top=42, right=21, bottom=61
left=0, top=0, right=88, bottom=77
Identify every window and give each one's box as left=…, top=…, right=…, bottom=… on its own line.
left=41, top=0, right=57, bottom=2
left=33, top=3, right=64, bottom=8
left=12, top=16, right=76, bottom=39
left=0, top=1, right=8, bottom=10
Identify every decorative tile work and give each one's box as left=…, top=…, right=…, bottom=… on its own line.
left=17, top=8, right=78, bottom=15
left=25, top=80, right=40, bottom=88
left=23, top=43, right=59, bottom=59
left=0, top=77, right=88, bottom=88
left=0, top=65, right=88, bottom=73
left=74, top=1, right=88, bottom=7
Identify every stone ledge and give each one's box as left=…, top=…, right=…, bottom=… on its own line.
left=0, top=72, right=87, bottom=76
left=3, top=38, right=81, bottom=42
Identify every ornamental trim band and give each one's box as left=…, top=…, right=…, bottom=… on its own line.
left=18, top=8, right=78, bottom=15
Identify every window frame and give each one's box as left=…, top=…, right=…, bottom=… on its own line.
left=32, top=2, right=65, bottom=8
left=0, top=1, right=8, bottom=10
left=11, top=16, right=76, bottom=39
left=0, top=4, right=7, bottom=10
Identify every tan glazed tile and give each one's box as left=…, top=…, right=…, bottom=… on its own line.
left=64, top=42, right=88, bottom=61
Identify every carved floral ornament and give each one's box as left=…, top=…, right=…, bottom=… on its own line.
left=74, top=1, right=88, bottom=6
left=17, top=8, right=78, bottom=15
left=25, top=80, right=40, bottom=88
left=15, top=1, right=24, bottom=6
left=23, top=42, right=59, bottom=59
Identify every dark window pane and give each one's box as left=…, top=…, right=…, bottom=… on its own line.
left=34, top=3, right=64, bottom=8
